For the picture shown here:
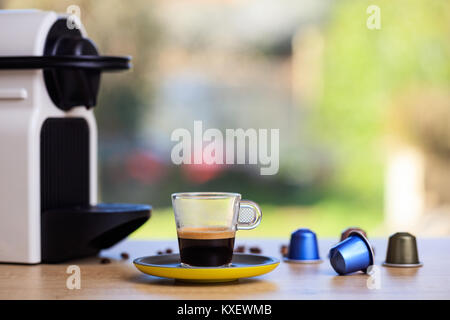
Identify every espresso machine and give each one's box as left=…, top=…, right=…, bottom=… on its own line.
left=0, top=10, right=151, bottom=263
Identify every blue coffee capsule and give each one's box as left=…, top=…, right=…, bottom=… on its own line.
left=285, top=228, right=322, bottom=264
left=329, top=230, right=374, bottom=275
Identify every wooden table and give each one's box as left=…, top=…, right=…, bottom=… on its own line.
left=0, top=238, right=449, bottom=299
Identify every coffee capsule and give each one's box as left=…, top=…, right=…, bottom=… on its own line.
left=327, top=227, right=369, bottom=259
left=338, top=227, right=375, bottom=256
left=383, top=232, right=422, bottom=267
left=284, top=228, right=322, bottom=263
left=329, top=230, right=374, bottom=275
left=340, top=227, right=367, bottom=241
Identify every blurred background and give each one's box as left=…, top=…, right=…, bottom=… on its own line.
left=2, top=0, right=449, bottom=239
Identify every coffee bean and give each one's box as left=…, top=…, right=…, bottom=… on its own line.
left=249, top=247, right=262, bottom=254
left=165, top=248, right=173, bottom=254
left=100, top=258, right=111, bottom=264
left=157, top=251, right=163, bottom=255
left=120, top=252, right=129, bottom=260
left=234, top=245, right=245, bottom=253
left=280, top=245, right=288, bottom=257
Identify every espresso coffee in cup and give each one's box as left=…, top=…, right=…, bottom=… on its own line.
left=177, top=227, right=235, bottom=267
left=172, top=192, right=262, bottom=267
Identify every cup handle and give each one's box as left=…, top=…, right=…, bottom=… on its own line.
left=237, top=200, right=262, bottom=230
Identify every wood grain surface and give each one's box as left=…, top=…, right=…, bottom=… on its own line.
left=0, top=238, right=448, bottom=299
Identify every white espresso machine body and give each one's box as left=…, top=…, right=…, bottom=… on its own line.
left=0, top=10, right=150, bottom=264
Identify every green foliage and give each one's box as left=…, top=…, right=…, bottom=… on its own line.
left=312, top=0, right=450, bottom=200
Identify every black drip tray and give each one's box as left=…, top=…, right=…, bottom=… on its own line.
left=41, top=203, right=151, bottom=263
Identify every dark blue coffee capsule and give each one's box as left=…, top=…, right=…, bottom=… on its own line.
left=285, top=228, right=322, bottom=263
left=329, top=230, right=374, bottom=275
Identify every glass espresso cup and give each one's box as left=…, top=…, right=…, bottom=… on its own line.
left=172, top=192, right=262, bottom=267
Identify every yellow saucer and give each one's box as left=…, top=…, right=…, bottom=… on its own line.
left=133, top=253, right=280, bottom=283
